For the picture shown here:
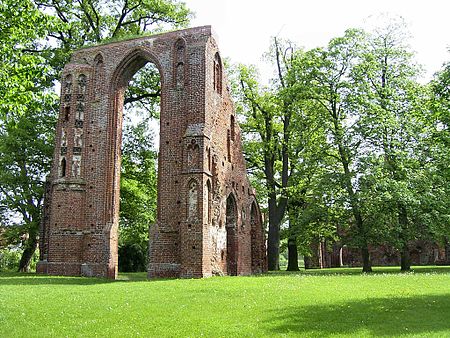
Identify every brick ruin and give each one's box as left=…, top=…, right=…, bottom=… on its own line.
left=304, top=240, right=450, bottom=269
left=37, top=26, right=267, bottom=279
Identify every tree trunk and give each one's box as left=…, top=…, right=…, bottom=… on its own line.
left=361, top=245, right=372, bottom=273
left=445, top=240, right=450, bottom=265
left=267, top=221, right=280, bottom=271
left=398, top=203, right=410, bottom=271
left=400, top=247, right=411, bottom=271
left=354, top=207, right=372, bottom=273
left=266, top=186, right=286, bottom=271
left=18, top=231, right=38, bottom=272
left=333, top=122, right=372, bottom=274
left=286, top=236, right=299, bottom=271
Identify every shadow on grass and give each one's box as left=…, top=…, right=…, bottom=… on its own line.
left=266, top=294, right=450, bottom=336
left=0, top=271, right=155, bottom=285
left=0, top=272, right=112, bottom=285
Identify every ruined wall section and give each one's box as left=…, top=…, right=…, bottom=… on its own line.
left=37, top=26, right=266, bottom=279
left=202, top=36, right=267, bottom=276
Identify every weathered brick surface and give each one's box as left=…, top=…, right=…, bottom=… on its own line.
left=37, top=26, right=267, bottom=279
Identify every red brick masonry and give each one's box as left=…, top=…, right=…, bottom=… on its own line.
left=37, top=26, right=267, bottom=279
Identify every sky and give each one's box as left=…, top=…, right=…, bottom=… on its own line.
left=185, top=0, right=450, bottom=82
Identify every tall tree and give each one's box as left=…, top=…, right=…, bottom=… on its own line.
left=236, top=39, right=298, bottom=270
left=351, top=19, right=430, bottom=271
left=427, top=58, right=450, bottom=249
left=119, top=118, right=158, bottom=272
left=0, top=0, right=58, bottom=271
left=290, top=29, right=374, bottom=272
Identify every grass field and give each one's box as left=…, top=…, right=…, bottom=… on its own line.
left=1, top=266, right=450, bottom=337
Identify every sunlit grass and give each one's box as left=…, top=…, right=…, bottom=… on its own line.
left=1, top=266, right=449, bottom=337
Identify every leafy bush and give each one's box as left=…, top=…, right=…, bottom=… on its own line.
left=118, top=243, right=147, bottom=272
left=0, top=248, right=39, bottom=272
left=0, top=249, right=21, bottom=272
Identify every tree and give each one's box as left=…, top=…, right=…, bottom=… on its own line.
left=351, top=19, right=432, bottom=271
left=0, top=0, right=57, bottom=120
left=427, top=58, right=450, bottom=250
left=118, top=62, right=160, bottom=271
left=235, top=39, right=299, bottom=270
left=286, top=21, right=446, bottom=272
left=0, top=0, right=58, bottom=271
left=430, top=59, right=450, bottom=181
left=119, top=118, right=158, bottom=272
left=289, top=29, right=375, bottom=272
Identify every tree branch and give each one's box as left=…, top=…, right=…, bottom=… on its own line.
left=124, top=90, right=160, bottom=105
left=112, top=0, right=129, bottom=37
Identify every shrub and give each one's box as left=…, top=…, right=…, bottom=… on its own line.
left=0, top=249, right=21, bottom=272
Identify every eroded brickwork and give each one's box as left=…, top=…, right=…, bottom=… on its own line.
left=37, top=26, right=267, bottom=279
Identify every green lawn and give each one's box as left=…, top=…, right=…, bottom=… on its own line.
left=1, top=266, right=450, bottom=337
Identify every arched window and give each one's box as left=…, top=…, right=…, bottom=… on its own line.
left=60, top=157, right=67, bottom=178
left=63, top=74, right=73, bottom=102
left=213, top=53, right=222, bottom=94
left=206, top=180, right=212, bottom=223
left=94, top=54, right=105, bottom=99
left=207, top=147, right=211, bottom=172
left=227, top=130, right=231, bottom=162
left=187, top=179, right=198, bottom=221
left=94, top=53, right=104, bottom=66
left=64, top=106, right=70, bottom=122
left=230, top=115, right=235, bottom=141
left=250, top=202, right=263, bottom=273
left=226, top=193, right=238, bottom=275
left=78, top=74, right=87, bottom=94
left=187, top=139, right=200, bottom=170
left=176, top=62, right=184, bottom=88
left=64, top=74, right=73, bottom=94
left=174, top=39, right=186, bottom=88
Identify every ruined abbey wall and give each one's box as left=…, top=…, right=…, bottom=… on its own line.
left=37, top=26, right=267, bottom=279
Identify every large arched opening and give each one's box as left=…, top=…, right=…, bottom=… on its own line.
left=109, top=49, right=163, bottom=277
left=250, top=201, right=263, bottom=273
left=226, top=193, right=238, bottom=276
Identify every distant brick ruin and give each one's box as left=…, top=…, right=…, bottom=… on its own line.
left=305, top=240, right=450, bottom=269
left=37, top=26, right=267, bottom=279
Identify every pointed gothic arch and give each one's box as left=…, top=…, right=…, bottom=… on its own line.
left=226, top=193, right=238, bottom=276
left=250, top=201, right=264, bottom=273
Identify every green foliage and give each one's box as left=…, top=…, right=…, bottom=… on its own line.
left=232, top=39, right=309, bottom=270
left=0, top=248, right=39, bottom=272
left=0, top=0, right=58, bottom=119
left=0, top=249, right=21, bottom=272
left=119, top=93, right=158, bottom=271
left=0, top=103, right=57, bottom=233
left=118, top=243, right=147, bottom=272
left=33, top=0, right=192, bottom=69
left=236, top=18, right=450, bottom=271
left=0, top=0, right=59, bottom=271
left=427, top=59, right=450, bottom=239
